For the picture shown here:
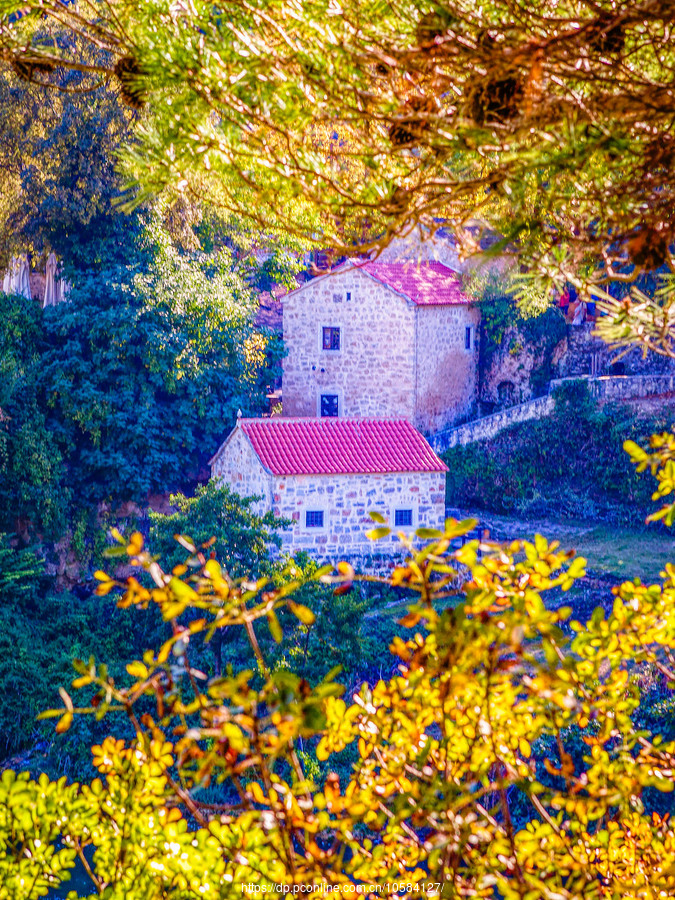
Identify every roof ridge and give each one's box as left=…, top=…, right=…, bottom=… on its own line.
left=235, top=417, right=447, bottom=475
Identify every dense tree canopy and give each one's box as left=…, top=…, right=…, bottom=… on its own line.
left=2, top=0, right=675, bottom=355
left=0, top=217, right=281, bottom=535
left=1, top=4, right=675, bottom=897
left=0, top=39, right=134, bottom=266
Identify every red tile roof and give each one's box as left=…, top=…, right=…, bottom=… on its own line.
left=348, top=260, right=470, bottom=306
left=237, top=418, right=448, bottom=475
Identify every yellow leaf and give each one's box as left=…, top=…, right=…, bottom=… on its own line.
left=288, top=601, right=315, bottom=625
left=126, top=661, right=149, bottom=679
left=204, top=559, right=222, bottom=580
left=316, top=738, right=331, bottom=761
left=55, top=712, right=73, bottom=734
left=336, top=561, right=355, bottom=579
left=95, top=581, right=115, bottom=596
left=126, top=531, right=144, bottom=555
left=249, top=781, right=266, bottom=804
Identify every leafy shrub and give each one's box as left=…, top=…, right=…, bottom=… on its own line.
left=0, top=220, right=281, bottom=538
left=149, top=482, right=283, bottom=578
left=444, top=386, right=666, bottom=523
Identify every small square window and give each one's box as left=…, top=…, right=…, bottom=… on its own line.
left=306, top=510, right=324, bottom=528
left=465, top=326, right=473, bottom=350
left=322, top=326, right=341, bottom=350
left=395, top=508, right=413, bottom=527
left=321, top=394, right=339, bottom=417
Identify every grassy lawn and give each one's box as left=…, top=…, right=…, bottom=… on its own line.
left=572, top=524, right=674, bottom=583
left=365, top=514, right=673, bottom=627
left=467, top=512, right=673, bottom=583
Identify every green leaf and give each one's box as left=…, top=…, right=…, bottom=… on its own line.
left=267, top=611, right=283, bottom=643
left=366, top=526, right=391, bottom=541
left=415, top=527, right=444, bottom=539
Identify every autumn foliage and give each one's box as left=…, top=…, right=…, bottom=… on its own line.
left=0, top=435, right=667, bottom=897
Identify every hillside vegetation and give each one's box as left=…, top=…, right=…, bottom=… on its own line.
left=444, top=381, right=669, bottom=525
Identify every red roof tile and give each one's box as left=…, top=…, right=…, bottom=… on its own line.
left=349, top=260, right=470, bottom=306
left=237, top=418, right=448, bottom=475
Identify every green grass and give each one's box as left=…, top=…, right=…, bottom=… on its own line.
left=366, top=595, right=459, bottom=621
left=573, top=524, right=674, bottom=583
left=469, top=509, right=674, bottom=583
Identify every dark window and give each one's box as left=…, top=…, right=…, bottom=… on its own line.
left=322, top=326, right=341, bottom=350
left=346, top=292, right=351, bottom=301
left=395, top=509, right=413, bottom=527
left=497, top=380, right=516, bottom=407
left=306, top=510, right=324, bottom=528
left=320, top=394, right=339, bottom=417
left=465, top=326, right=473, bottom=350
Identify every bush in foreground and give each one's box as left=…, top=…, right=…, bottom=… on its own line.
left=0, top=432, right=670, bottom=897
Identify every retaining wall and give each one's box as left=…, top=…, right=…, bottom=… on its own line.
left=430, top=375, right=675, bottom=452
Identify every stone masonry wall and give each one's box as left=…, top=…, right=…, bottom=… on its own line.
left=415, top=304, right=480, bottom=433
left=480, top=322, right=675, bottom=414
left=554, top=374, right=675, bottom=402
left=282, top=268, right=416, bottom=419
left=431, top=374, right=675, bottom=452
left=430, top=395, right=554, bottom=452
left=271, top=471, right=446, bottom=561
left=553, top=325, right=675, bottom=379
left=210, top=428, right=273, bottom=516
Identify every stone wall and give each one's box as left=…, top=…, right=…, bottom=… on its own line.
left=553, top=325, right=675, bottom=379
left=431, top=374, right=675, bottom=452
left=282, top=268, right=417, bottom=420
left=415, top=304, right=480, bottom=433
left=210, top=428, right=273, bottom=516
left=271, top=470, right=447, bottom=561
left=480, top=321, right=675, bottom=414
left=430, top=395, right=554, bottom=452
left=479, top=324, right=550, bottom=409
left=553, top=374, right=675, bottom=402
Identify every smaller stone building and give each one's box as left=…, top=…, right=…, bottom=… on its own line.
left=210, top=417, right=447, bottom=560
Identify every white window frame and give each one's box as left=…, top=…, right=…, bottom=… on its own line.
left=464, top=325, right=475, bottom=352
left=391, top=502, right=419, bottom=532
left=317, top=390, right=342, bottom=418
left=319, top=322, right=344, bottom=354
left=300, top=503, right=329, bottom=534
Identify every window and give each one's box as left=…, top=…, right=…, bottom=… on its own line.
left=395, top=508, right=413, bottom=527
left=322, top=326, right=341, bottom=350
left=320, top=394, right=339, bottom=417
left=346, top=292, right=351, bottom=301
left=305, top=510, right=324, bottom=528
left=465, top=326, right=473, bottom=350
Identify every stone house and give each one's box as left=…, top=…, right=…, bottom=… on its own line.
left=281, top=260, right=480, bottom=434
left=210, top=416, right=447, bottom=560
